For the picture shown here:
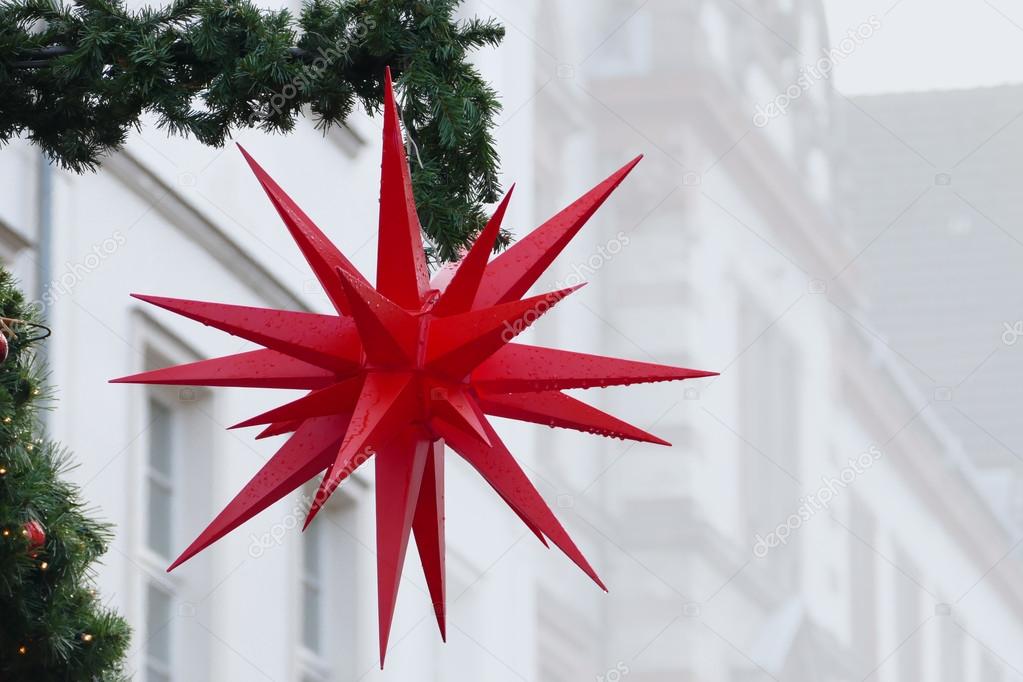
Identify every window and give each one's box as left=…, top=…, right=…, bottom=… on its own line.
left=302, top=519, right=325, bottom=655
left=895, top=549, right=922, bottom=680
left=146, top=399, right=175, bottom=559
left=806, top=147, right=831, bottom=205
left=590, top=0, right=653, bottom=76
left=849, top=495, right=878, bottom=679
left=298, top=494, right=359, bottom=680
left=701, top=4, right=731, bottom=69
left=740, top=295, right=802, bottom=585
left=939, top=611, right=965, bottom=682
left=135, top=341, right=214, bottom=682
left=145, top=583, right=174, bottom=682
left=144, top=398, right=178, bottom=682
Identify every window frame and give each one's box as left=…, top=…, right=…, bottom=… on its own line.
left=139, top=393, right=184, bottom=682
left=144, top=396, right=178, bottom=562
left=125, top=316, right=213, bottom=682
left=143, top=580, right=176, bottom=682
left=295, top=484, right=365, bottom=682
left=301, top=516, right=326, bottom=657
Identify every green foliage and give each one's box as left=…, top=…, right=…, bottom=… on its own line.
left=0, top=268, right=130, bottom=680
left=0, top=0, right=507, bottom=262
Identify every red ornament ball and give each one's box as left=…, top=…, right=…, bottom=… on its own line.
left=22, top=520, right=45, bottom=549
left=0, top=333, right=7, bottom=364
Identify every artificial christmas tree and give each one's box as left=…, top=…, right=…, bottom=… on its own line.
left=0, top=270, right=130, bottom=679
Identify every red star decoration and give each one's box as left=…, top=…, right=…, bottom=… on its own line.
left=112, top=68, right=715, bottom=665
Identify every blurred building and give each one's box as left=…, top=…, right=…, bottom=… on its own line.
left=1, top=0, right=1022, bottom=681
left=530, top=0, right=1023, bottom=681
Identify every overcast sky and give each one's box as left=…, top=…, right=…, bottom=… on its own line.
left=822, top=0, right=1023, bottom=94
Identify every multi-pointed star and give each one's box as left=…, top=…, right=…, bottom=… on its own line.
left=112, top=68, right=715, bottom=665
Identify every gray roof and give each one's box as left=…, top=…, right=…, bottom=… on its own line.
left=840, top=84, right=1023, bottom=471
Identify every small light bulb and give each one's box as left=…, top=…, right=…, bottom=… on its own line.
left=81, top=633, right=93, bottom=643
left=1, top=529, right=9, bottom=537
left=3, top=417, right=11, bottom=424
left=17, top=645, right=26, bottom=655
left=39, top=561, right=48, bottom=571
left=0, top=467, right=7, bottom=475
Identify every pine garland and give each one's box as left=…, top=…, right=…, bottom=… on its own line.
left=0, top=0, right=507, bottom=262
left=0, top=268, right=130, bottom=679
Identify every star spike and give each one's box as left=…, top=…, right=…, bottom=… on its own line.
left=435, top=416, right=606, bottom=591
left=229, top=376, right=364, bottom=429
left=472, top=343, right=718, bottom=393
left=412, top=441, right=447, bottom=640
left=503, top=499, right=550, bottom=548
left=237, top=144, right=367, bottom=315
left=375, top=430, right=430, bottom=667
left=334, top=267, right=418, bottom=366
left=131, top=295, right=362, bottom=373
left=110, top=349, right=336, bottom=390
left=305, top=371, right=418, bottom=527
left=432, top=186, right=515, bottom=317
left=257, top=420, right=303, bottom=440
left=479, top=390, right=670, bottom=445
left=377, top=66, right=430, bottom=309
left=429, top=385, right=491, bottom=445
left=474, top=155, right=642, bottom=308
left=168, top=415, right=348, bottom=571
left=425, top=284, right=585, bottom=378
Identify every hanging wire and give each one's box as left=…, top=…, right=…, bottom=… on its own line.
left=0, top=318, right=52, bottom=342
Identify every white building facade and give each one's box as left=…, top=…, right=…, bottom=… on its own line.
left=1, top=1, right=1022, bottom=680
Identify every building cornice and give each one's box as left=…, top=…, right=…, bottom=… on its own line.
left=101, top=150, right=309, bottom=313
left=840, top=327, right=1023, bottom=613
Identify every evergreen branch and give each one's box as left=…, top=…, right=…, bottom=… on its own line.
left=0, top=0, right=507, bottom=262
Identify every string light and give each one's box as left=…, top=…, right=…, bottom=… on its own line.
left=0, top=466, right=7, bottom=475
left=39, top=561, right=48, bottom=571
left=1, top=529, right=9, bottom=537
left=81, top=633, right=93, bottom=643
left=17, top=645, right=26, bottom=655
left=3, top=416, right=11, bottom=424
